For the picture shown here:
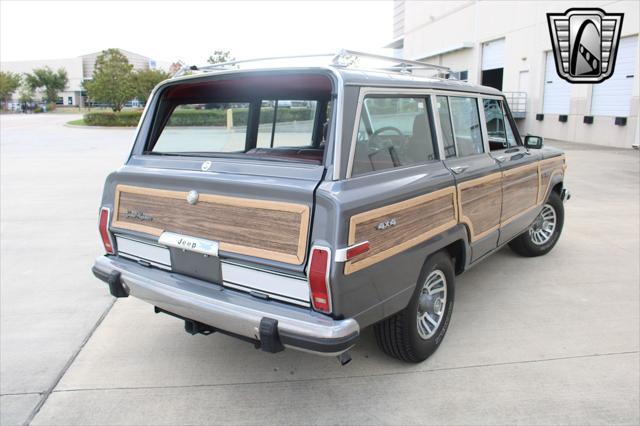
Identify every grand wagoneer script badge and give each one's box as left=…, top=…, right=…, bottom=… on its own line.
left=124, top=210, right=153, bottom=221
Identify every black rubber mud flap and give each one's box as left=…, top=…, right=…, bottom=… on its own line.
left=259, top=318, right=284, bottom=353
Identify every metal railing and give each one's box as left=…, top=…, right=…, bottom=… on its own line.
left=504, top=92, right=527, bottom=119
left=174, top=49, right=451, bottom=78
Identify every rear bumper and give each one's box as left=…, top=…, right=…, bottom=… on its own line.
left=561, top=188, right=571, bottom=203
left=92, top=256, right=359, bottom=356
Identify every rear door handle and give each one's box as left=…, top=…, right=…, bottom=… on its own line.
left=450, top=165, right=469, bottom=174
left=495, top=155, right=507, bottom=163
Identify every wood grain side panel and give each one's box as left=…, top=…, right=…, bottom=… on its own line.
left=501, top=163, right=539, bottom=222
left=538, top=156, right=565, bottom=203
left=344, top=187, right=458, bottom=275
left=111, top=185, right=310, bottom=265
left=457, top=172, right=502, bottom=241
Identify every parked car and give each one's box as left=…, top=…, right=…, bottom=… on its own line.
left=92, top=51, right=569, bottom=364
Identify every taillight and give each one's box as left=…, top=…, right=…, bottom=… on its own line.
left=99, top=207, right=115, bottom=254
left=308, top=246, right=331, bottom=313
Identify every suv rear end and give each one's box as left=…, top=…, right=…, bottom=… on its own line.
left=92, top=68, right=359, bottom=358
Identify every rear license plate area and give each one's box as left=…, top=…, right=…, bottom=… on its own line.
left=169, top=248, right=222, bottom=284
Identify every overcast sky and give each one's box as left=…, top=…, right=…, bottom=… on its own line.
left=1, top=1, right=393, bottom=64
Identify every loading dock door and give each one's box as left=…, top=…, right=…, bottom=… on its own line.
left=542, top=51, right=571, bottom=114
left=482, top=38, right=505, bottom=90
left=591, top=36, right=638, bottom=117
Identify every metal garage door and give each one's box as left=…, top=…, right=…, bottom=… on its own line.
left=482, top=38, right=505, bottom=70
left=591, top=36, right=638, bottom=117
left=542, top=51, right=571, bottom=114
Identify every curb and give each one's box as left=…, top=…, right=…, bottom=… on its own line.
left=64, top=122, right=136, bottom=130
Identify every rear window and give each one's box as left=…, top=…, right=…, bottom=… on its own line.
left=154, top=102, right=251, bottom=153
left=146, top=73, right=333, bottom=164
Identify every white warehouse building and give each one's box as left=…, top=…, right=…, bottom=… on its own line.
left=1, top=49, right=169, bottom=107
left=388, top=0, right=639, bottom=148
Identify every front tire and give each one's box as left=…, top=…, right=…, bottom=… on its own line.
left=374, top=251, right=455, bottom=363
left=509, top=191, right=564, bottom=257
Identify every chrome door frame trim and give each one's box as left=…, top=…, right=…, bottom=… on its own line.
left=345, top=87, right=502, bottom=178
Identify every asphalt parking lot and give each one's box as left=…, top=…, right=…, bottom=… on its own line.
left=1, top=113, right=639, bottom=425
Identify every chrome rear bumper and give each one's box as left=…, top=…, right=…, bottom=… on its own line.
left=561, top=188, right=571, bottom=202
left=92, top=256, right=359, bottom=356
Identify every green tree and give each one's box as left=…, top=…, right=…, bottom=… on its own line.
left=18, top=83, right=35, bottom=104
left=132, top=68, right=170, bottom=104
left=83, top=49, right=135, bottom=112
left=24, top=67, right=68, bottom=103
left=0, top=71, right=21, bottom=110
left=207, top=50, right=234, bottom=64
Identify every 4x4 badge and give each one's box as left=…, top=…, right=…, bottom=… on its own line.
left=201, top=160, right=212, bottom=171
left=547, top=8, right=624, bottom=83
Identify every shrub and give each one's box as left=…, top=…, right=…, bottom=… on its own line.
left=82, top=107, right=315, bottom=127
left=83, top=110, right=143, bottom=126
left=46, top=102, right=56, bottom=111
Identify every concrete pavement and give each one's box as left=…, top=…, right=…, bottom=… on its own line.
left=1, top=114, right=638, bottom=425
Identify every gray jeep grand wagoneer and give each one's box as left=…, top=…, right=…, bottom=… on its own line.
left=92, top=51, right=569, bottom=364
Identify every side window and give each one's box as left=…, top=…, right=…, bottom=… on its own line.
left=257, top=100, right=318, bottom=148
left=352, top=97, right=436, bottom=177
left=483, top=99, right=518, bottom=151
left=448, top=96, right=484, bottom=157
left=436, top=96, right=457, bottom=158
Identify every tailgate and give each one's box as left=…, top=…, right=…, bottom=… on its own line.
left=102, top=160, right=323, bottom=306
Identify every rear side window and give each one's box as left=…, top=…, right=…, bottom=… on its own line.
left=448, top=97, right=484, bottom=157
left=352, top=96, right=436, bottom=177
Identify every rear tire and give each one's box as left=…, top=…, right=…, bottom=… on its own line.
left=509, top=191, right=564, bottom=257
left=374, top=251, right=455, bottom=363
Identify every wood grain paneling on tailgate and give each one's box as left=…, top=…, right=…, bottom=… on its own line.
left=344, top=186, right=458, bottom=275
left=112, top=185, right=310, bottom=265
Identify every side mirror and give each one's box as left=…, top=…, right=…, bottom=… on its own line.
left=525, top=135, right=544, bottom=149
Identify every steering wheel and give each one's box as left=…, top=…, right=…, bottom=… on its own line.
left=369, top=126, right=405, bottom=150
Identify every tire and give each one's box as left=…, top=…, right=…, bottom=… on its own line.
left=374, top=251, right=455, bottom=363
left=509, top=191, right=564, bottom=257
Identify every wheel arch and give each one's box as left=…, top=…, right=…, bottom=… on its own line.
left=442, top=239, right=467, bottom=275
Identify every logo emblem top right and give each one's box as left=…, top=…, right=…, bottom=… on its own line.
left=547, top=8, right=624, bottom=83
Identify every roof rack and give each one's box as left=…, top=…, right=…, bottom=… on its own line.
left=173, top=49, right=451, bottom=77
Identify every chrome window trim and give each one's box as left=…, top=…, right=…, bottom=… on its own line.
left=477, top=97, right=492, bottom=154
left=328, top=68, right=345, bottom=181
left=345, top=87, right=501, bottom=178
left=430, top=95, right=447, bottom=160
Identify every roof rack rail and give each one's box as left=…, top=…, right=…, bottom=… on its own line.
left=173, top=49, right=451, bottom=78
left=331, top=49, right=450, bottom=74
